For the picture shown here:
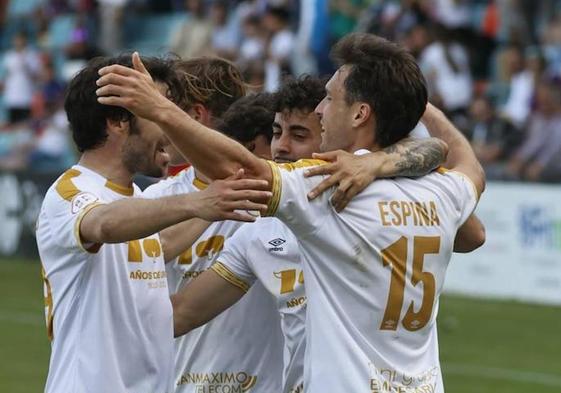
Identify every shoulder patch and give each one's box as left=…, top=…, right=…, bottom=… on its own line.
left=71, top=192, right=99, bottom=214
left=55, top=168, right=82, bottom=201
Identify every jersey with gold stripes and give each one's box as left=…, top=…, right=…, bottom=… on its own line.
left=265, top=160, right=478, bottom=393
left=212, top=217, right=306, bottom=393
left=36, top=164, right=173, bottom=393
left=143, top=167, right=283, bottom=393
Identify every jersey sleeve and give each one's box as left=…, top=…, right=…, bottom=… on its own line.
left=212, top=224, right=257, bottom=293
left=439, top=169, right=478, bottom=226
left=264, top=160, right=332, bottom=236
left=142, top=179, right=170, bottom=199
left=40, top=170, right=107, bottom=254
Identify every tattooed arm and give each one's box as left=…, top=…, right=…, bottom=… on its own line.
left=304, top=137, right=448, bottom=211
left=379, top=137, right=448, bottom=177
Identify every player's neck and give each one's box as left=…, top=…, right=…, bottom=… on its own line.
left=347, top=127, right=379, bottom=153
left=78, top=150, right=134, bottom=188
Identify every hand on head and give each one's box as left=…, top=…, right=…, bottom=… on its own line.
left=96, top=52, right=170, bottom=121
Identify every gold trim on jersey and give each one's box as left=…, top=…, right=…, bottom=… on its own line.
left=264, top=161, right=282, bottom=216
left=55, top=168, right=82, bottom=201
left=74, top=202, right=104, bottom=253
left=105, top=180, right=134, bottom=196
left=277, top=158, right=325, bottom=172
left=436, top=166, right=480, bottom=201
left=41, top=265, right=54, bottom=341
left=192, top=176, right=208, bottom=190
left=211, top=262, right=250, bottom=292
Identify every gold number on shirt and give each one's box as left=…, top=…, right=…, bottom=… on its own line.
left=41, top=265, right=54, bottom=341
left=380, top=236, right=439, bottom=331
left=128, top=238, right=163, bottom=262
left=274, top=269, right=304, bottom=294
left=178, top=235, right=225, bottom=264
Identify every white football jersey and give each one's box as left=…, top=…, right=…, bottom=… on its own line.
left=213, top=217, right=306, bottom=393
left=36, top=165, right=174, bottom=393
left=144, top=167, right=283, bottom=393
left=266, top=160, right=478, bottom=393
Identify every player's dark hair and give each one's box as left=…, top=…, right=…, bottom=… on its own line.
left=271, top=75, right=327, bottom=114
left=331, top=33, right=427, bottom=147
left=64, top=55, right=185, bottom=152
left=175, top=57, right=246, bottom=118
left=218, top=93, right=275, bottom=143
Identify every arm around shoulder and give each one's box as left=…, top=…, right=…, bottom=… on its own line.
left=422, top=104, right=486, bottom=199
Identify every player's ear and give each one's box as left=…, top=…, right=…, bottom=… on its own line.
left=351, top=102, right=372, bottom=128
left=105, top=118, right=129, bottom=138
left=188, top=103, right=211, bottom=124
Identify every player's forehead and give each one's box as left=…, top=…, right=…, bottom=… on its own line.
left=326, top=66, right=350, bottom=94
left=274, top=109, right=317, bottom=129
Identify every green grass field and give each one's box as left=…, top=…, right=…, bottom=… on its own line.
left=1, top=259, right=560, bottom=393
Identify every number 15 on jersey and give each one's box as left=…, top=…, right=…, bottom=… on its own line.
left=380, top=236, right=440, bottom=332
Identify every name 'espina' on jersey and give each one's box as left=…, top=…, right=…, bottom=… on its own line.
left=377, top=200, right=440, bottom=227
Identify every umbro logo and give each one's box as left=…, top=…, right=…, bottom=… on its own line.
left=268, top=238, right=286, bottom=247
left=268, top=238, right=286, bottom=252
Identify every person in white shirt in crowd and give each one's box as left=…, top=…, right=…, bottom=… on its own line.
left=498, top=44, right=534, bottom=129
left=419, top=23, right=473, bottom=128
left=263, top=5, right=295, bottom=92
left=1, top=32, right=42, bottom=124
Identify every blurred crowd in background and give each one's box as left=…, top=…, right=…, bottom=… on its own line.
left=1, top=0, right=561, bottom=182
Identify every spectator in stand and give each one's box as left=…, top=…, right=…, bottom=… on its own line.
left=1, top=32, right=42, bottom=124
left=506, top=79, right=561, bottom=182
left=402, top=23, right=431, bottom=59
left=329, top=0, right=367, bottom=43
left=98, top=0, right=127, bottom=55
left=467, top=95, right=523, bottom=178
left=63, top=13, right=103, bottom=80
left=432, top=0, right=472, bottom=33
left=262, top=5, right=294, bottom=92
left=170, top=0, right=213, bottom=60
left=36, top=58, right=66, bottom=118
left=359, top=0, right=431, bottom=42
left=497, top=44, right=536, bottom=130
left=419, top=23, right=473, bottom=129
left=238, top=14, right=266, bottom=66
left=209, top=0, right=240, bottom=60
left=542, top=15, right=561, bottom=78
left=0, top=106, right=72, bottom=173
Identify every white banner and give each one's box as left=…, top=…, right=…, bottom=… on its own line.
left=445, top=182, right=561, bottom=305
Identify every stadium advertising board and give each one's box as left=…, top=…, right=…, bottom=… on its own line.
left=445, top=182, right=561, bottom=305
left=0, top=171, right=55, bottom=258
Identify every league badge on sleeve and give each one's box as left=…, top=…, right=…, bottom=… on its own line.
left=71, top=192, right=99, bottom=214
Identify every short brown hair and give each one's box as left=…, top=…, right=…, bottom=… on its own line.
left=218, top=93, right=275, bottom=143
left=331, top=33, right=427, bottom=147
left=65, top=55, right=185, bottom=152
left=175, top=57, right=246, bottom=118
